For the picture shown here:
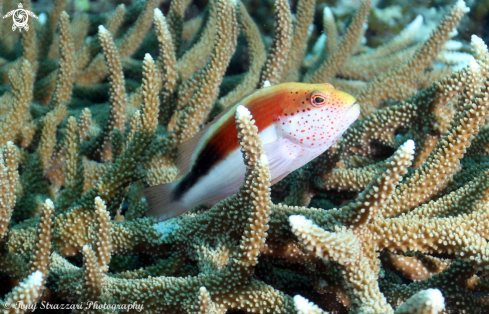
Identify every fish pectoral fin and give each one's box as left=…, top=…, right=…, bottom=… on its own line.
left=263, top=139, right=301, bottom=185
left=176, top=130, right=206, bottom=175
left=259, top=124, right=279, bottom=145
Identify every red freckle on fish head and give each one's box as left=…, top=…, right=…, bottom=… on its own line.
left=289, top=120, right=292, bottom=123
left=301, top=130, right=305, bottom=133
left=307, top=137, right=310, bottom=139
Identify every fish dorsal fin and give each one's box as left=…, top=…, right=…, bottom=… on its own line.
left=176, top=87, right=268, bottom=176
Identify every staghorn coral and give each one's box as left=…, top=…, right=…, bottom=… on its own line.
left=0, top=0, right=489, bottom=313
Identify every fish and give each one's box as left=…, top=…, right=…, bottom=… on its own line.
left=144, top=82, right=360, bottom=221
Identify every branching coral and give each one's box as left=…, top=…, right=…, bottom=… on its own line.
left=0, top=0, right=489, bottom=313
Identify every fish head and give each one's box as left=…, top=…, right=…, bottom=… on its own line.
left=276, top=82, right=360, bottom=148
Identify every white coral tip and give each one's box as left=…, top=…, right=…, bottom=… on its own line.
left=471, top=35, right=486, bottom=52
left=397, top=288, right=445, bottom=314
left=294, top=295, right=325, bottom=313
left=471, top=35, right=484, bottom=46
left=406, top=15, right=423, bottom=32
left=236, top=105, right=251, bottom=118
left=293, top=295, right=309, bottom=309
left=401, top=139, right=415, bottom=154
left=312, top=34, right=327, bottom=55
left=44, top=198, right=53, bottom=207
left=154, top=8, right=163, bottom=17
left=263, top=80, right=271, bottom=88
left=289, top=215, right=309, bottom=229
left=26, top=270, right=43, bottom=287
left=323, top=6, right=333, bottom=19
left=425, top=289, right=445, bottom=311
left=443, top=40, right=462, bottom=50
left=455, top=0, right=469, bottom=13
left=98, top=25, right=107, bottom=33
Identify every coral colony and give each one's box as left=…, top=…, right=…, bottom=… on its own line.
left=0, top=0, right=489, bottom=312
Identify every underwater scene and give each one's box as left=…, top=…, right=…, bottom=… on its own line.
left=1, top=0, right=489, bottom=312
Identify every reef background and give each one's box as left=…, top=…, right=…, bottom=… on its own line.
left=1, top=0, right=489, bottom=313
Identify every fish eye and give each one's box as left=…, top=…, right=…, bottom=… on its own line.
left=311, top=93, right=327, bottom=107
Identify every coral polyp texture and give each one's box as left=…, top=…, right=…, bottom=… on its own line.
left=1, top=0, right=489, bottom=312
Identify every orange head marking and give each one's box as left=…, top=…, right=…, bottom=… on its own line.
left=275, top=82, right=359, bottom=148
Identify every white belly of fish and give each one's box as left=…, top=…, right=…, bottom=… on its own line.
left=178, top=124, right=325, bottom=209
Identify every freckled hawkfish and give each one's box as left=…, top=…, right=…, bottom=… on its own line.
left=144, top=82, right=360, bottom=221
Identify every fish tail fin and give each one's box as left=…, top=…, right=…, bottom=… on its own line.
left=141, top=182, right=188, bottom=221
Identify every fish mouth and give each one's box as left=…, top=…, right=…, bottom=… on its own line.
left=345, top=102, right=361, bottom=120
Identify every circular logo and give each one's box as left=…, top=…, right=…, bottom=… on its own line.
left=2, top=3, right=38, bottom=32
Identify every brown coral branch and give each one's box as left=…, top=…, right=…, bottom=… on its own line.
left=282, top=0, right=316, bottom=81
left=304, top=0, right=371, bottom=83
left=259, top=0, right=292, bottom=87
left=216, top=1, right=267, bottom=109
left=0, top=142, right=18, bottom=239
left=94, top=197, right=112, bottom=272
left=49, top=11, right=75, bottom=110
left=171, top=0, right=239, bottom=143
left=28, top=198, right=54, bottom=286
left=97, top=25, right=127, bottom=162
left=356, top=0, right=469, bottom=117
left=154, top=8, right=178, bottom=127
